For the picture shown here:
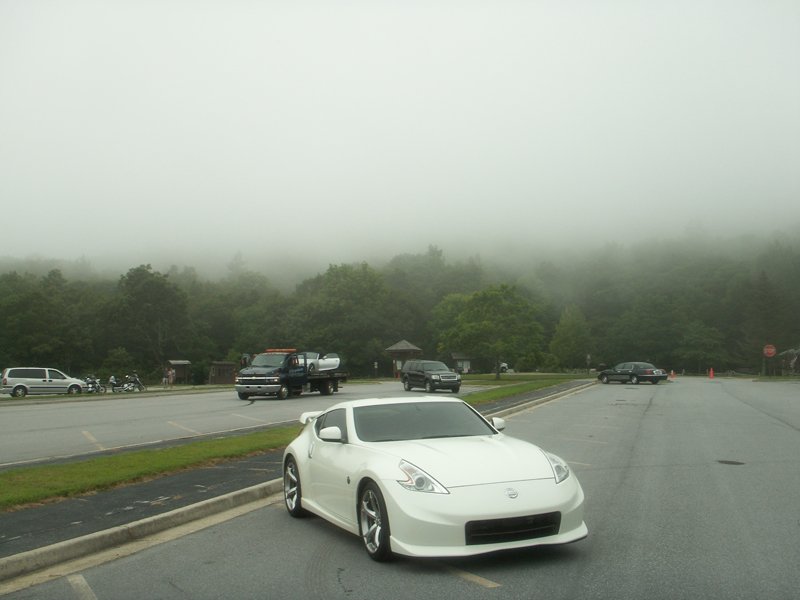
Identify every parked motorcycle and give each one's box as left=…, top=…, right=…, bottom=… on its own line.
left=84, top=374, right=106, bottom=394
left=109, top=372, right=147, bottom=393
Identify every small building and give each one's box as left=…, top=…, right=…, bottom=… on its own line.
left=386, top=340, right=423, bottom=378
left=168, top=360, right=192, bottom=385
left=208, top=361, right=237, bottom=385
left=452, top=352, right=475, bottom=374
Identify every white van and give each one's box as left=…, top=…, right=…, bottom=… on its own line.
left=1, top=367, right=88, bottom=397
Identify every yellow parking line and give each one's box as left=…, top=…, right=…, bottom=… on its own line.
left=168, top=421, right=200, bottom=435
left=232, top=413, right=268, bottom=423
left=441, top=565, right=501, bottom=588
left=81, top=431, right=105, bottom=451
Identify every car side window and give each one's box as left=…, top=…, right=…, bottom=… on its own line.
left=315, top=408, right=347, bottom=442
left=48, top=370, right=66, bottom=380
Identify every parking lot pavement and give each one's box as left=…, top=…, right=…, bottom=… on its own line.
left=0, top=379, right=595, bottom=581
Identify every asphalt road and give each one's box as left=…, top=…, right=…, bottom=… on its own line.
left=0, top=381, right=484, bottom=469
left=2, top=377, right=799, bottom=599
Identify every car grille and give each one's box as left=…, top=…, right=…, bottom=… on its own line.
left=465, top=512, right=561, bottom=545
left=439, top=374, right=459, bottom=382
left=239, top=376, right=269, bottom=385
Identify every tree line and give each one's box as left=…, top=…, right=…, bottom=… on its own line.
left=0, top=236, right=797, bottom=383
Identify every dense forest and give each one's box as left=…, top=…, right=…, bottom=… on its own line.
left=1, top=232, right=798, bottom=382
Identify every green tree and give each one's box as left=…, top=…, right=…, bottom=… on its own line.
left=549, top=306, right=595, bottom=371
left=108, top=265, right=190, bottom=371
left=436, top=284, right=545, bottom=378
left=675, top=321, right=729, bottom=374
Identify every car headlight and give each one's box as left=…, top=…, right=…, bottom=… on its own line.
left=397, top=460, right=449, bottom=494
left=431, top=374, right=440, bottom=380
left=544, top=451, right=570, bottom=484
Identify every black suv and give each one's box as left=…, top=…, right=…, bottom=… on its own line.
left=401, top=360, right=461, bottom=393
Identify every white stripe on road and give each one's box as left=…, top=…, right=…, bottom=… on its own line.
left=67, top=574, right=99, bottom=600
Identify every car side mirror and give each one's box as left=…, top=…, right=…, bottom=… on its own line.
left=319, top=426, right=343, bottom=442
left=491, top=417, right=506, bottom=431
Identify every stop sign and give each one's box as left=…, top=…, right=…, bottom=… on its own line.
left=764, top=345, right=776, bottom=357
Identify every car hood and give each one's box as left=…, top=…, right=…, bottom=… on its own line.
left=239, top=367, right=280, bottom=376
left=373, top=434, right=555, bottom=488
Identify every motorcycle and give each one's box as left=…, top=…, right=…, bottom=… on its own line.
left=84, top=374, right=106, bottom=394
left=109, top=372, right=147, bottom=393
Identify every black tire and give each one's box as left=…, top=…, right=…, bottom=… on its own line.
left=138, top=383, right=147, bottom=392
left=651, top=380, right=659, bottom=385
left=601, top=375, right=609, bottom=384
left=452, top=386, right=460, bottom=393
left=308, top=363, right=316, bottom=373
left=68, top=385, right=81, bottom=395
left=283, top=456, right=307, bottom=518
left=320, top=380, right=334, bottom=396
left=402, top=378, right=412, bottom=392
left=238, top=392, right=250, bottom=400
left=424, top=380, right=434, bottom=393
left=99, top=385, right=106, bottom=393
left=277, top=384, right=290, bottom=400
left=359, top=481, right=392, bottom=562
left=12, top=386, right=27, bottom=398
left=630, top=374, right=639, bottom=385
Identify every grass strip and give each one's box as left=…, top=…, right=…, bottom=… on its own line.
left=464, top=377, right=592, bottom=405
left=0, top=425, right=302, bottom=512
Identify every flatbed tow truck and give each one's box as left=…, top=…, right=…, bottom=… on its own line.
left=234, top=349, right=348, bottom=400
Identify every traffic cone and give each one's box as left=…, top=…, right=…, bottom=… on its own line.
left=670, top=370, right=674, bottom=378
left=709, top=367, right=714, bottom=379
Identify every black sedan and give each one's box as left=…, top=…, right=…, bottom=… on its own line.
left=597, top=362, right=668, bottom=385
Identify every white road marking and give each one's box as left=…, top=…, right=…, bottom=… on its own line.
left=232, top=413, right=269, bottom=423
left=67, top=574, right=99, bottom=600
left=168, top=421, right=200, bottom=434
left=81, top=431, right=105, bottom=451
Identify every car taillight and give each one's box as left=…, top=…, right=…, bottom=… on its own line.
left=646, top=370, right=652, bottom=374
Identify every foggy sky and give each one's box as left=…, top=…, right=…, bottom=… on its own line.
left=1, top=1, right=798, bottom=274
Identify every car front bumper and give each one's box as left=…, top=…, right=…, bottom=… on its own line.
left=379, top=475, right=586, bottom=557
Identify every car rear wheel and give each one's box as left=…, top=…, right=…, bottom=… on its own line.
left=425, top=380, right=434, bottom=393
left=630, top=374, right=639, bottom=385
left=283, top=456, right=307, bottom=517
left=601, top=375, right=609, bottom=384
left=402, top=378, right=412, bottom=392
left=320, top=380, right=334, bottom=395
left=359, top=482, right=392, bottom=562
left=12, top=386, right=27, bottom=398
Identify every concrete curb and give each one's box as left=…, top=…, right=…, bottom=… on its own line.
left=0, top=479, right=284, bottom=582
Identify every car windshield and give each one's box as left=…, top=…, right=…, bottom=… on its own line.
left=422, top=362, right=450, bottom=372
left=251, top=354, right=287, bottom=368
left=353, top=402, right=495, bottom=442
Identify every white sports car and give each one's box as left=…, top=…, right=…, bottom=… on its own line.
left=282, top=396, right=587, bottom=561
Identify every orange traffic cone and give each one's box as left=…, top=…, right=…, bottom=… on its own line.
left=670, top=370, right=674, bottom=378
left=709, top=367, right=714, bottom=379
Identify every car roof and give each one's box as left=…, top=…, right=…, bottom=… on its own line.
left=328, top=395, right=465, bottom=412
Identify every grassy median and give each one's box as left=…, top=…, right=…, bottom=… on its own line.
left=0, top=374, right=592, bottom=512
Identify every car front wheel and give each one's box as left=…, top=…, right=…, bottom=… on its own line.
left=600, top=375, right=609, bottom=384
left=402, top=378, right=412, bottom=392
left=277, top=384, right=289, bottom=400
left=359, top=482, right=392, bottom=562
left=284, top=456, right=307, bottom=517
left=68, top=385, right=81, bottom=394
left=424, top=380, right=434, bottom=393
